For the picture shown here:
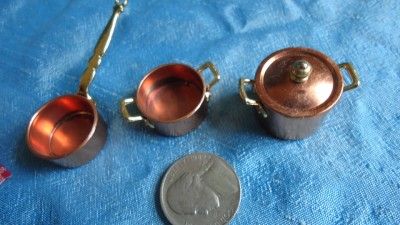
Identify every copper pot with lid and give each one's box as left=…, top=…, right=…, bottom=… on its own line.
left=239, top=47, right=360, bottom=140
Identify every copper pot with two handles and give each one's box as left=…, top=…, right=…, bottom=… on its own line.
left=120, top=62, right=220, bottom=136
left=240, top=47, right=360, bottom=140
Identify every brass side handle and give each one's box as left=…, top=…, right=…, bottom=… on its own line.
left=120, top=98, right=143, bottom=123
left=120, top=97, right=155, bottom=128
left=197, top=61, right=221, bottom=91
left=339, top=63, right=360, bottom=92
left=239, top=78, right=267, bottom=118
left=239, top=79, right=259, bottom=106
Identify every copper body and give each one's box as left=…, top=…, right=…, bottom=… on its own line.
left=27, top=95, right=107, bottom=167
left=240, top=47, right=360, bottom=139
left=26, top=2, right=127, bottom=167
left=121, top=63, right=220, bottom=136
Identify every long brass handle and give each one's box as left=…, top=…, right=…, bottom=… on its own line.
left=239, top=78, right=267, bottom=118
left=339, top=63, right=360, bottom=92
left=78, top=1, right=127, bottom=100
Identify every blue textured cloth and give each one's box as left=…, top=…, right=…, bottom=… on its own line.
left=1, top=0, right=399, bottom=224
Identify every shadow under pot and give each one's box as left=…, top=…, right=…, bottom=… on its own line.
left=239, top=47, right=360, bottom=140
left=121, top=62, right=220, bottom=136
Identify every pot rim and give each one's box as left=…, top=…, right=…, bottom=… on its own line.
left=135, top=63, right=207, bottom=124
left=254, top=47, right=344, bottom=118
left=26, top=94, right=99, bottom=160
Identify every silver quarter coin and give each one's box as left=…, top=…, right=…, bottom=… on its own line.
left=160, top=152, right=241, bottom=225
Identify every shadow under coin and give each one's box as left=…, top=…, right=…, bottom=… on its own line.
left=155, top=170, right=172, bottom=225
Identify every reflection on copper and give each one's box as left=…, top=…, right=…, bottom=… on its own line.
left=49, top=111, right=94, bottom=157
left=136, top=64, right=205, bottom=123
left=311, top=80, right=334, bottom=105
left=27, top=95, right=97, bottom=159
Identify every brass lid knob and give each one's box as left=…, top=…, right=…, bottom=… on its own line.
left=290, top=60, right=312, bottom=83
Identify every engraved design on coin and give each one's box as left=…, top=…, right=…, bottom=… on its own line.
left=160, top=152, right=241, bottom=225
left=167, top=159, right=220, bottom=215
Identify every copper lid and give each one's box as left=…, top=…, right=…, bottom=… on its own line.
left=254, top=47, right=344, bottom=118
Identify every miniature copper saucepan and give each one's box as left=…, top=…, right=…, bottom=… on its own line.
left=120, top=62, right=220, bottom=136
left=240, top=47, right=360, bottom=140
left=26, top=1, right=128, bottom=167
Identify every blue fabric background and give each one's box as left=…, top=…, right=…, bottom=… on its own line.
left=1, top=0, right=399, bottom=224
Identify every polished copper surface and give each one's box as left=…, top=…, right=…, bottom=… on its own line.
left=27, top=95, right=98, bottom=159
left=254, top=47, right=344, bottom=118
left=136, top=64, right=206, bottom=123
left=25, top=1, right=126, bottom=166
